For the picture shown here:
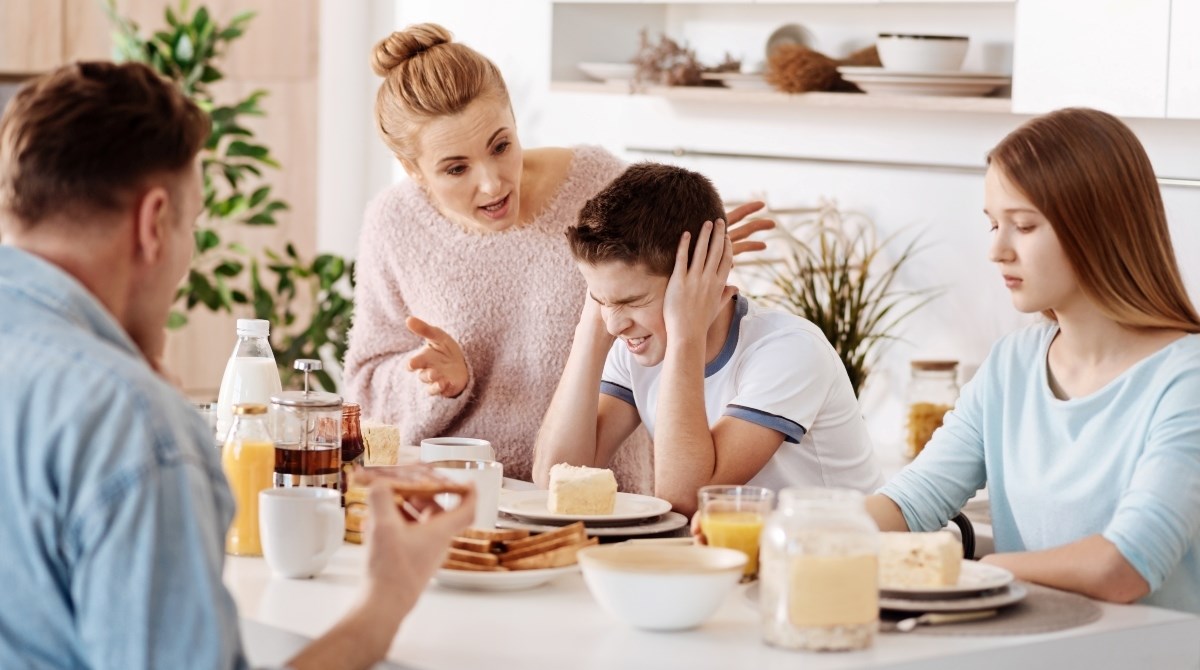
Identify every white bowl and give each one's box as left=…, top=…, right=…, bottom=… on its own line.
left=876, top=34, right=969, bottom=73
left=578, top=543, right=746, bottom=631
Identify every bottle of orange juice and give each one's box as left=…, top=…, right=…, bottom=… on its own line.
left=221, top=403, right=275, bottom=556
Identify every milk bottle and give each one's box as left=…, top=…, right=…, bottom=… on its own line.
left=216, top=319, right=283, bottom=441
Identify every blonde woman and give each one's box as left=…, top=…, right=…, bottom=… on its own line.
left=869, top=108, right=1200, bottom=612
left=343, top=24, right=772, bottom=488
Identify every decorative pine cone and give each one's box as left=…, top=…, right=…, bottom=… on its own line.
left=766, top=45, right=841, bottom=93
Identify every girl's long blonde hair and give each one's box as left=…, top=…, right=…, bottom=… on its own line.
left=988, top=107, right=1200, bottom=332
left=371, top=23, right=509, bottom=167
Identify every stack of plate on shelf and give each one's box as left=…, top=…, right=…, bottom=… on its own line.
left=879, top=561, right=1026, bottom=613
left=838, top=66, right=1011, bottom=98
left=497, top=489, right=688, bottom=538
left=699, top=72, right=772, bottom=91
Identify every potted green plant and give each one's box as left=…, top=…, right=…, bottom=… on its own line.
left=104, top=0, right=354, bottom=391
left=754, top=201, right=937, bottom=397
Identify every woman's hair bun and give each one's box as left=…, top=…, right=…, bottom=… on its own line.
left=371, top=23, right=453, bottom=76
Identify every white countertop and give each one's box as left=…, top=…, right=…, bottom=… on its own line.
left=227, top=543, right=1200, bottom=670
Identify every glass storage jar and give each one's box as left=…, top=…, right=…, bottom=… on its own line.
left=760, top=488, right=879, bottom=652
left=904, top=360, right=959, bottom=459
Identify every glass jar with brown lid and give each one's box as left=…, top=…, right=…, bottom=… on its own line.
left=904, top=360, right=959, bottom=459
left=340, top=402, right=365, bottom=501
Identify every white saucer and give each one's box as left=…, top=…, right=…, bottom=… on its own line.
left=499, top=490, right=672, bottom=524
left=880, top=561, right=1014, bottom=599
left=578, top=62, right=636, bottom=83
left=434, top=564, right=579, bottom=591
left=880, top=582, right=1028, bottom=613
left=497, top=511, right=689, bottom=537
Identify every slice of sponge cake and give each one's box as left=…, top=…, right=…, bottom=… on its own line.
left=879, top=531, right=962, bottom=590
left=547, top=463, right=617, bottom=515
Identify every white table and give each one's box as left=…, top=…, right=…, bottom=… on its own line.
left=227, top=543, right=1200, bottom=670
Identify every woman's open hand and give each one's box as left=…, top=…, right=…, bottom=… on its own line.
left=725, top=200, right=776, bottom=256
left=406, top=316, right=468, bottom=398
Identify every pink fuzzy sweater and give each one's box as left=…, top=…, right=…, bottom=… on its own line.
left=344, top=146, right=652, bottom=492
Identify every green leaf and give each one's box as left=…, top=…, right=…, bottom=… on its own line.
left=194, top=7, right=210, bottom=32
left=244, top=213, right=276, bottom=225
left=195, top=228, right=220, bottom=253
left=248, top=186, right=270, bottom=207
left=166, top=310, right=188, bottom=329
left=225, top=139, right=268, bottom=159
left=214, top=260, right=244, bottom=277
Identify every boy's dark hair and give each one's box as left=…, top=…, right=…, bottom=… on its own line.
left=567, top=162, right=725, bottom=276
left=0, top=61, right=210, bottom=229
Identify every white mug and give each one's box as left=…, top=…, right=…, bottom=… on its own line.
left=420, top=437, right=494, bottom=463
left=259, top=487, right=343, bottom=579
left=429, top=459, right=503, bottom=529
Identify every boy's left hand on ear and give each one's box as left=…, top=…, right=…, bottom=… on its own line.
left=725, top=200, right=776, bottom=256
left=664, top=220, right=737, bottom=341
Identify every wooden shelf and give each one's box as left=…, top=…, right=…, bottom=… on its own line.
left=550, top=80, right=1013, bottom=114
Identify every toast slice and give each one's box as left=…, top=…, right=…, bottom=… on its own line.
left=502, top=537, right=598, bottom=570
left=462, top=527, right=530, bottom=542
left=442, top=559, right=508, bottom=572
left=503, top=522, right=587, bottom=552
left=447, top=547, right=500, bottom=567
left=349, top=465, right=471, bottom=501
left=499, top=527, right=587, bottom=563
left=451, top=536, right=503, bottom=554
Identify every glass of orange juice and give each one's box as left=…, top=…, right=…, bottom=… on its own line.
left=697, top=485, right=775, bottom=580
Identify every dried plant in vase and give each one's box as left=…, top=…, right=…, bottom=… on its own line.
left=751, top=201, right=938, bottom=397
left=631, top=29, right=708, bottom=89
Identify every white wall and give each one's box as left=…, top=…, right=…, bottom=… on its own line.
left=319, top=1, right=1200, bottom=455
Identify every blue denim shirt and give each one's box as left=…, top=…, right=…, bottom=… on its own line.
left=0, top=247, right=247, bottom=669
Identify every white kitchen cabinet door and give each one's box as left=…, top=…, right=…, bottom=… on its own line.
left=1012, top=0, right=1171, bottom=118
left=1168, top=0, right=1200, bottom=119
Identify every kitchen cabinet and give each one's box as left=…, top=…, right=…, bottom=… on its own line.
left=1012, top=0, right=1200, bottom=120
left=1168, top=0, right=1200, bottom=119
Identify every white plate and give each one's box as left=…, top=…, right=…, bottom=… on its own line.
left=700, top=72, right=772, bottom=90
left=497, top=511, right=689, bottom=537
left=838, top=66, right=1009, bottom=97
left=577, top=62, right=636, bottom=83
left=434, top=564, right=579, bottom=591
left=499, top=490, right=672, bottom=524
left=880, top=582, right=1028, bottom=613
left=880, top=561, right=1014, bottom=599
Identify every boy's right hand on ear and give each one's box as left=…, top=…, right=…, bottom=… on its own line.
left=406, top=316, right=468, bottom=398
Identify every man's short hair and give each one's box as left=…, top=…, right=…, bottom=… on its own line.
left=0, top=61, right=209, bottom=230
left=567, top=162, right=725, bottom=276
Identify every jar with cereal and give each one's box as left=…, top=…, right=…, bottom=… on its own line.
left=904, top=360, right=959, bottom=459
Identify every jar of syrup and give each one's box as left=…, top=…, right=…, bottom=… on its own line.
left=340, top=402, right=365, bottom=502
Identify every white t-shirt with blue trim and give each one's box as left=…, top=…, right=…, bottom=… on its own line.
left=878, top=322, right=1200, bottom=613
left=600, top=295, right=884, bottom=493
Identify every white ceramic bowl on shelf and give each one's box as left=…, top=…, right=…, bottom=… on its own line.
left=876, top=34, right=969, bottom=72
left=578, top=543, right=746, bottom=631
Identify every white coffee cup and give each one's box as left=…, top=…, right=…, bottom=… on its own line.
left=429, top=459, right=503, bottom=529
left=420, top=437, right=494, bottom=463
left=259, top=487, right=344, bottom=579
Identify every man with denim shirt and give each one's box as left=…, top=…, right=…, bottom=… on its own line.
left=0, top=62, right=473, bottom=670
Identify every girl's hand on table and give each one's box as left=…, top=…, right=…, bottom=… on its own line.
left=406, top=316, right=468, bottom=397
